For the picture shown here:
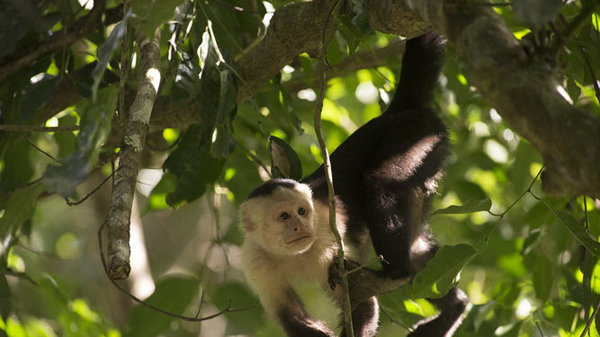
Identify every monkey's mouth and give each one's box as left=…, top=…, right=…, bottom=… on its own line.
left=287, top=235, right=313, bottom=244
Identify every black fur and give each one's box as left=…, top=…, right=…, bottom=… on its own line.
left=304, top=30, right=448, bottom=279
left=248, top=178, right=299, bottom=199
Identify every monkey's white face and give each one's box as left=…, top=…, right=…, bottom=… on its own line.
left=241, top=184, right=317, bottom=256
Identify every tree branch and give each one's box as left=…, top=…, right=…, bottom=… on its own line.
left=374, top=0, right=600, bottom=197
left=0, top=1, right=108, bottom=82
left=233, top=0, right=429, bottom=102
left=106, top=30, right=161, bottom=280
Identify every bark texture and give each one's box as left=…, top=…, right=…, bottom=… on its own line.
left=106, top=31, right=161, bottom=280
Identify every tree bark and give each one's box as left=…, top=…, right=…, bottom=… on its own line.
left=106, top=30, right=161, bottom=280
left=394, top=0, right=600, bottom=197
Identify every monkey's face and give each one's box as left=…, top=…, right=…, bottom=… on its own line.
left=241, top=184, right=317, bottom=256
left=268, top=196, right=316, bottom=254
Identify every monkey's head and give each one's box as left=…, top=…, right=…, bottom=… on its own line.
left=240, top=179, right=317, bottom=256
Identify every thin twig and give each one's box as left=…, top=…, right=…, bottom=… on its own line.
left=65, top=167, right=122, bottom=206
left=235, top=140, right=270, bottom=176
left=488, top=165, right=545, bottom=218
left=0, top=125, right=80, bottom=132
left=581, top=300, right=600, bottom=337
left=312, top=1, right=354, bottom=336
left=21, top=132, right=64, bottom=165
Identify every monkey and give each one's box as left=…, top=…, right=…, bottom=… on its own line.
left=239, top=31, right=467, bottom=337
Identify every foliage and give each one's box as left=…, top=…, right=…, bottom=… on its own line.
left=0, top=0, right=599, bottom=336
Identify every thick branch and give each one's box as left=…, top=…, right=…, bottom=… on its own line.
left=233, top=0, right=428, bottom=102
left=106, top=30, right=161, bottom=280
left=374, top=0, right=600, bottom=197
left=235, top=0, right=335, bottom=101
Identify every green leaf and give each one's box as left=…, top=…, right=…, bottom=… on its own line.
left=520, top=228, right=541, bottom=255
left=53, top=114, right=78, bottom=158
left=122, top=276, right=198, bottom=337
left=91, top=10, right=130, bottom=103
left=43, top=87, right=117, bottom=197
left=0, top=183, right=45, bottom=242
left=412, top=243, right=479, bottom=299
left=581, top=252, right=598, bottom=329
left=163, top=124, right=225, bottom=207
left=130, top=0, right=184, bottom=38
left=0, top=273, right=10, bottom=320
left=197, top=26, right=237, bottom=159
left=0, top=136, right=35, bottom=193
left=334, top=0, right=371, bottom=56
left=554, top=210, right=600, bottom=255
left=20, top=76, right=59, bottom=120
left=431, top=198, right=492, bottom=216
left=211, top=282, right=265, bottom=333
left=146, top=172, right=177, bottom=212
left=532, top=254, right=553, bottom=301
left=211, top=68, right=237, bottom=159
left=268, top=135, right=302, bottom=180
left=495, top=321, right=523, bottom=336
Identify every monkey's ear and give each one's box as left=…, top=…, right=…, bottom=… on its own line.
left=240, top=203, right=258, bottom=232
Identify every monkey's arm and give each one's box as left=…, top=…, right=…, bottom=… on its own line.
left=244, top=255, right=335, bottom=337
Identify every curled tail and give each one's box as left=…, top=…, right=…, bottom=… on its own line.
left=386, top=30, right=446, bottom=113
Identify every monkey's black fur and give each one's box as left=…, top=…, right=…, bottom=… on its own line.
left=305, top=31, right=448, bottom=278
left=246, top=31, right=467, bottom=336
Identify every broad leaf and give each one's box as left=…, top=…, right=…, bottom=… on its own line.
left=0, top=183, right=45, bottom=242
left=0, top=136, right=35, bottom=194
left=43, top=87, right=117, bottom=197
left=0, top=274, right=10, bottom=320
left=268, top=135, right=302, bottom=180
left=211, top=282, right=265, bottom=332
left=130, top=0, right=184, bottom=37
left=211, top=68, right=237, bottom=158
left=91, top=10, right=131, bottom=103
left=163, top=124, right=225, bottom=207
left=431, top=198, right=492, bottom=216
left=197, top=26, right=237, bottom=158
left=554, top=210, right=600, bottom=255
left=122, top=276, right=198, bottom=337
left=20, top=76, right=59, bottom=120
left=520, top=228, right=541, bottom=255
left=412, top=243, right=479, bottom=299
left=532, top=254, right=553, bottom=301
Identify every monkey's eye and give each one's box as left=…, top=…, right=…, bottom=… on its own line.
left=298, top=207, right=307, bottom=216
left=279, top=212, right=290, bottom=221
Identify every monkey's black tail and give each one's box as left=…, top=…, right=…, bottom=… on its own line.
left=385, top=30, right=446, bottom=113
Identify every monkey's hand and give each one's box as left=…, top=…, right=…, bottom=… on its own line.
left=328, top=259, right=361, bottom=291
left=328, top=260, right=410, bottom=306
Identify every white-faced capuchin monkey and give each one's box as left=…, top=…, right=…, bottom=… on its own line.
left=240, top=31, right=468, bottom=337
